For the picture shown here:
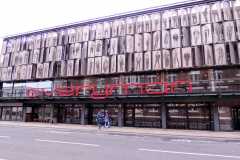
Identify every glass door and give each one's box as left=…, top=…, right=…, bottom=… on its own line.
left=124, top=104, right=135, bottom=127
left=232, top=108, right=240, bottom=130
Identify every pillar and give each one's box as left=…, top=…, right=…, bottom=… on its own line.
left=213, top=105, right=220, bottom=131
left=161, top=103, right=167, bottom=129
left=81, top=105, right=85, bottom=125
left=118, top=104, right=124, bottom=127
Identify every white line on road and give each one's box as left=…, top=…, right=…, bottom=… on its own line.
left=138, top=148, right=240, bottom=159
left=47, top=131, right=73, bottom=134
left=0, top=136, right=10, bottom=139
left=35, top=139, right=100, bottom=147
left=0, top=158, right=8, bottom=160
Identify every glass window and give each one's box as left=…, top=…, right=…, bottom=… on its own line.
left=2, top=83, right=13, bottom=97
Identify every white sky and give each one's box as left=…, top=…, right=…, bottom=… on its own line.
left=0, top=0, right=184, bottom=48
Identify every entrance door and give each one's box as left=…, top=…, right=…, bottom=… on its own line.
left=232, top=108, right=240, bottom=130
left=124, top=105, right=135, bottom=127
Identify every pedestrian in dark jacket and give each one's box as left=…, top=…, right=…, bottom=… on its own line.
left=96, top=111, right=105, bottom=130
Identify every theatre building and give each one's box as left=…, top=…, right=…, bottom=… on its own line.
left=0, top=0, right=240, bottom=131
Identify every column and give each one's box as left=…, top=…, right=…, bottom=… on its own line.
left=118, top=104, right=124, bottom=127
left=161, top=103, right=167, bottom=129
left=81, top=105, right=85, bottom=125
left=213, top=105, right=220, bottom=131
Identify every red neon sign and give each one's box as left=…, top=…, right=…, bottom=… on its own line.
left=27, top=80, right=192, bottom=99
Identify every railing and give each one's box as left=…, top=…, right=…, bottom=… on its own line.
left=0, top=79, right=240, bottom=99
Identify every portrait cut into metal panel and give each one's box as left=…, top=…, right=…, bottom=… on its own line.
left=194, top=47, right=203, bottom=66
left=43, top=63, right=49, bottom=78
left=222, top=1, right=233, bottom=21
left=32, top=49, right=40, bottom=64
left=223, top=21, right=236, bottom=42
left=152, top=31, right=161, bottom=50
left=162, top=11, right=170, bottom=29
left=82, top=25, right=90, bottom=42
left=214, top=44, right=227, bottom=65
left=110, top=55, right=117, bottom=73
left=143, top=33, right=152, bottom=51
left=151, top=13, right=161, bottom=31
left=126, top=35, right=134, bottom=53
left=182, top=47, right=192, bottom=68
left=87, top=58, right=95, bottom=75
left=134, top=52, right=143, bottom=71
left=119, top=37, right=126, bottom=54
left=117, top=54, right=126, bottom=73
left=94, top=57, right=102, bottom=75
left=20, top=65, right=27, bottom=80
left=95, top=40, right=103, bottom=57
left=213, top=23, right=224, bottom=43
left=182, top=27, right=191, bottom=47
left=67, top=60, right=74, bottom=77
left=96, top=23, right=104, bottom=40
left=229, top=43, right=237, bottom=64
left=170, top=10, right=179, bottom=28
left=112, top=20, right=119, bottom=37
left=144, top=51, right=152, bottom=71
left=126, top=53, right=133, bottom=72
left=69, top=44, right=75, bottom=59
left=74, top=43, right=82, bottom=59
left=136, top=15, right=143, bottom=33
left=143, top=14, right=152, bottom=32
left=202, top=24, right=213, bottom=44
left=82, top=42, right=88, bottom=58
left=36, top=63, right=44, bottom=79
left=162, top=30, right=170, bottom=49
left=103, top=22, right=111, bottom=38
left=204, top=45, right=214, bottom=66
left=178, top=8, right=190, bottom=27
left=76, top=27, right=83, bottom=42
left=103, top=39, right=110, bottom=56
left=110, top=38, right=118, bottom=55
left=172, top=48, right=182, bottom=68
left=48, top=62, right=54, bottom=78
left=190, top=6, right=200, bottom=25
left=162, top=50, right=171, bottom=69
left=55, top=46, right=63, bottom=61
left=102, top=56, right=109, bottom=74
left=191, top=26, right=202, bottom=46
left=34, top=35, right=41, bottom=49
left=171, top=29, right=181, bottom=48
left=22, top=51, right=29, bottom=65
left=118, top=19, right=126, bottom=36
left=211, top=2, right=223, bottom=22
left=50, top=47, right=57, bottom=61
left=26, top=65, right=33, bottom=79
left=200, top=5, right=211, bottom=24
left=89, top=24, right=97, bottom=41
left=126, top=17, right=135, bottom=35
left=88, top=41, right=96, bottom=58
left=152, top=51, right=162, bottom=70
left=60, top=61, right=67, bottom=77
left=236, top=20, right=240, bottom=40
left=233, top=2, right=240, bottom=20
left=74, top=60, right=80, bottom=76
left=68, top=29, right=76, bottom=44
left=135, top=34, right=143, bottom=52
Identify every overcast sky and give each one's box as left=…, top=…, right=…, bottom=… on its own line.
left=0, top=0, right=184, bottom=48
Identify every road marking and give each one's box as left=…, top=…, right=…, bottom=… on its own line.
left=0, top=158, right=8, bottom=160
left=138, top=148, right=240, bottom=159
left=35, top=139, right=100, bottom=147
left=170, top=139, right=192, bottom=143
left=47, top=131, right=73, bottom=134
left=0, top=136, right=10, bottom=139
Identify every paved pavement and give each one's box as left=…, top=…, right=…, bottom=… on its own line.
left=0, top=122, right=240, bottom=160
left=0, top=121, right=240, bottom=141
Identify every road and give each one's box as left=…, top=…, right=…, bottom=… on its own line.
left=0, top=125, right=240, bottom=160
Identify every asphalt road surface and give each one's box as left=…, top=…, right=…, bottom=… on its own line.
left=0, top=125, right=240, bottom=160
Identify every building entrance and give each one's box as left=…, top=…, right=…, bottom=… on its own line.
left=232, top=107, right=240, bottom=130
left=123, top=104, right=162, bottom=128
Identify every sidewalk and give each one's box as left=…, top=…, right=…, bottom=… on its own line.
left=0, top=121, right=239, bottom=141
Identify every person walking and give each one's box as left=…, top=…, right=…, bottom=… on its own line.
left=96, top=110, right=105, bottom=130
left=104, top=111, right=111, bottom=128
